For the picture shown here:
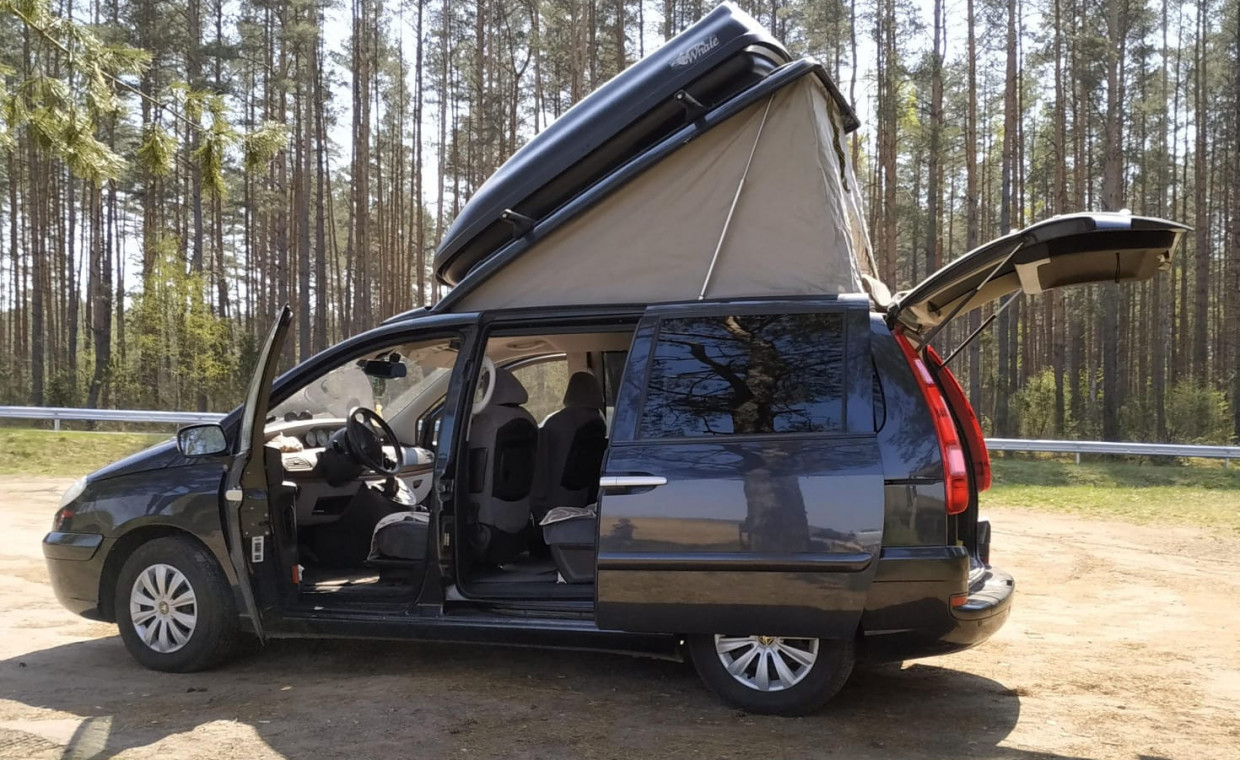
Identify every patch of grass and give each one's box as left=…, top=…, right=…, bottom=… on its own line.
left=0, top=429, right=169, bottom=477
left=984, top=457, right=1240, bottom=535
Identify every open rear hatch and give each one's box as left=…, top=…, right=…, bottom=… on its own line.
left=888, top=212, right=1188, bottom=346
left=887, top=211, right=1186, bottom=575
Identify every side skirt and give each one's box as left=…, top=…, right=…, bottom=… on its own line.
left=270, top=607, right=682, bottom=661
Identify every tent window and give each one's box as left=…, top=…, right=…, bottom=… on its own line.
left=639, top=313, right=846, bottom=439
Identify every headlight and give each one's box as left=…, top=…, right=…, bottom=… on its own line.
left=59, top=477, right=86, bottom=509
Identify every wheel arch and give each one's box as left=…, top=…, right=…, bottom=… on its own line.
left=98, top=526, right=221, bottom=623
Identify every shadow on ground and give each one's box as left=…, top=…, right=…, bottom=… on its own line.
left=0, top=637, right=1086, bottom=760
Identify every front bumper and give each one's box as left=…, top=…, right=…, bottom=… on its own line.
left=43, top=532, right=108, bottom=619
left=860, top=546, right=1015, bottom=662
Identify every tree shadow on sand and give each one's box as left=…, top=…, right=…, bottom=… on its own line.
left=0, top=636, right=1094, bottom=760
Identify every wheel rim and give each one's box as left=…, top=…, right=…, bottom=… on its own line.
left=129, top=563, right=197, bottom=654
left=714, top=635, right=819, bottom=692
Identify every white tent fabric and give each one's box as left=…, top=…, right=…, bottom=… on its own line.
left=451, top=75, right=876, bottom=311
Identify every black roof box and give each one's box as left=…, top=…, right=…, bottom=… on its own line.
left=434, top=3, right=832, bottom=287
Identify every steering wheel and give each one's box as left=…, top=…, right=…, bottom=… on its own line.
left=345, top=407, right=403, bottom=476
left=472, top=356, right=497, bottom=415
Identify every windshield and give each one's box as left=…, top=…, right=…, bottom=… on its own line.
left=269, top=344, right=455, bottom=424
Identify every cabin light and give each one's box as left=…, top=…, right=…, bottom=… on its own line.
left=507, top=339, right=546, bottom=350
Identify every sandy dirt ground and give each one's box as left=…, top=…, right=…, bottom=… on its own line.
left=1, top=476, right=1238, bottom=760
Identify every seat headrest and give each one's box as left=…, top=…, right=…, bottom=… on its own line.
left=491, top=367, right=529, bottom=406
left=563, top=372, right=604, bottom=410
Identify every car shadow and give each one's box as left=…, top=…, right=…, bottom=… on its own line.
left=0, top=637, right=1089, bottom=760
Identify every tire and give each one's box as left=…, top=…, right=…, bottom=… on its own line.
left=114, top=536, right=240, bottom=672
left=688, top=633, right=855, bottom=716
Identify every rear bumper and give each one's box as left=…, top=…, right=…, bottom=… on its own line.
left=43, top=532, right=108, bottom=620
left=860, top=546, right=1014, bottom=662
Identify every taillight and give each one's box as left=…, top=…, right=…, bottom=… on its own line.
left=894, top=331, right=971, bottom=515
left=924, top=345, right=992, bottom=491
left=53, top=506, right=75, bottom=532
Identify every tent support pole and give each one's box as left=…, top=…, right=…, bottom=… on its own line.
left=698, top=95, right=776, bottom=300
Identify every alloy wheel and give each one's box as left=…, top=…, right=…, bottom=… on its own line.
left=129, top=563, right=198, bottom=654
left=713, top=634, right=819, bottom=692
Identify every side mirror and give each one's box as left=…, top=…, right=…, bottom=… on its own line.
left=177, top=423, right=228, bottom=457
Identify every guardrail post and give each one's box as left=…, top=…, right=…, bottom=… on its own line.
left=53, top=418, right=60, bottom=432
left=1075, top=452, right=1080, bottom=465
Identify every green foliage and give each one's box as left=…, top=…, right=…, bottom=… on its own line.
left=121, top=238, right=244, bottom=411
left=0, top=0, right=283, bottom=184
left=1011, top=368, right=1058, bottom=438
left=1165, top=380, right=1232, bottom=445
left=136, top=124, right=175, bottom=177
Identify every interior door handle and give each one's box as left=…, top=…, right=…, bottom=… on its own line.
left=599, top=475, right=668, bottom=489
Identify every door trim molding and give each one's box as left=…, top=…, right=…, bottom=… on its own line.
left=597, top=551, right=873, bottom=573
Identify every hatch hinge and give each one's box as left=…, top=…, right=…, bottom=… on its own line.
left=674, top=89, right=707, bottom=121
left=499, top=209, right=535, bottom=238
left=908, top=242, right=1022, bottom=352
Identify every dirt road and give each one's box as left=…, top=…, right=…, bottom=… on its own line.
left=2, top=476, right=1238, bottom=760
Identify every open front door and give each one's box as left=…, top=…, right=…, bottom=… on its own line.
left=889, top=212, right=1188, bottom=345
left=222, top=306, right=292, bottom=641
left=594, top=303, right=884, bottom=640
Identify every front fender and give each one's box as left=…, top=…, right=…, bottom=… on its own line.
left=75, top=461, right=235, bottom=586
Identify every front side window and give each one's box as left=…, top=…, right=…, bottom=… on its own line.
left=639, top=312, right=846, bottom=439
left=269, top=341, right=456, bottom=426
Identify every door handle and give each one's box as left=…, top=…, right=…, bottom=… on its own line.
left=599, top=475, right=668, bottom=490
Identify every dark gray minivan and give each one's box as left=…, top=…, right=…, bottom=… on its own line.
left=43, top=5, right=1185, bottom=715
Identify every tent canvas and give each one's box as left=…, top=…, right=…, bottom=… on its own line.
left=444, top=73, right=877, bottom=313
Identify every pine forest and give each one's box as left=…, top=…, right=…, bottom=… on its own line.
left=0, top=0, right=1238, bottom=445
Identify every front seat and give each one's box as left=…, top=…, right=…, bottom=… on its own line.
left=530, top=372, right=608, bottom=522
left=467, top=367, right=538, bottom=564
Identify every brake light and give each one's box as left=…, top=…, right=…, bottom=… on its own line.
left=924, top=345, right=992, bottom=491
left=894, top=331, right=971, bottom=516
left=53, top=506, right=75, bottom=532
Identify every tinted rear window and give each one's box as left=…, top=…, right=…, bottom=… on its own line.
left=639, top=313, right=846, bottom=438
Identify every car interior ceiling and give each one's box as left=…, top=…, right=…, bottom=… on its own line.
left=261, top=327, right=635, bottom=604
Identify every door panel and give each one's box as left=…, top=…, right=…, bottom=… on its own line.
left=596, top=436, right=883, bottom=637
left=595, top=305, right=884, bottom=638
left=223, top=306, right=292, bottom=639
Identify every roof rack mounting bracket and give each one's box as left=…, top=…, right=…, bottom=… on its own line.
left=499, top=209, right=535, bottom=239
left=674, top=89, right=707, bottom=121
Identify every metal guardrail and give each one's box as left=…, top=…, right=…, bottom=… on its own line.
left=0, top=407, right=1235, bottom=467
left=0, top=406, right=225, bottom=430
left=986, top=438, right=1238, bottom=467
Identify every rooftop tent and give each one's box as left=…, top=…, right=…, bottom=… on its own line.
left=442, top=72, right=876, bottom=312
left=434, top=3, right=802, bottom=288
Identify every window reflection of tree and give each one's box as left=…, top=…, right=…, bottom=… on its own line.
left=643, top=314, right=845, bottom=438
left=641, top=314, right=848, bottom=554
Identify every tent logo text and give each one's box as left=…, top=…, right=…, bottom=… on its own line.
left=670, top=35, right=719, bottom=68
